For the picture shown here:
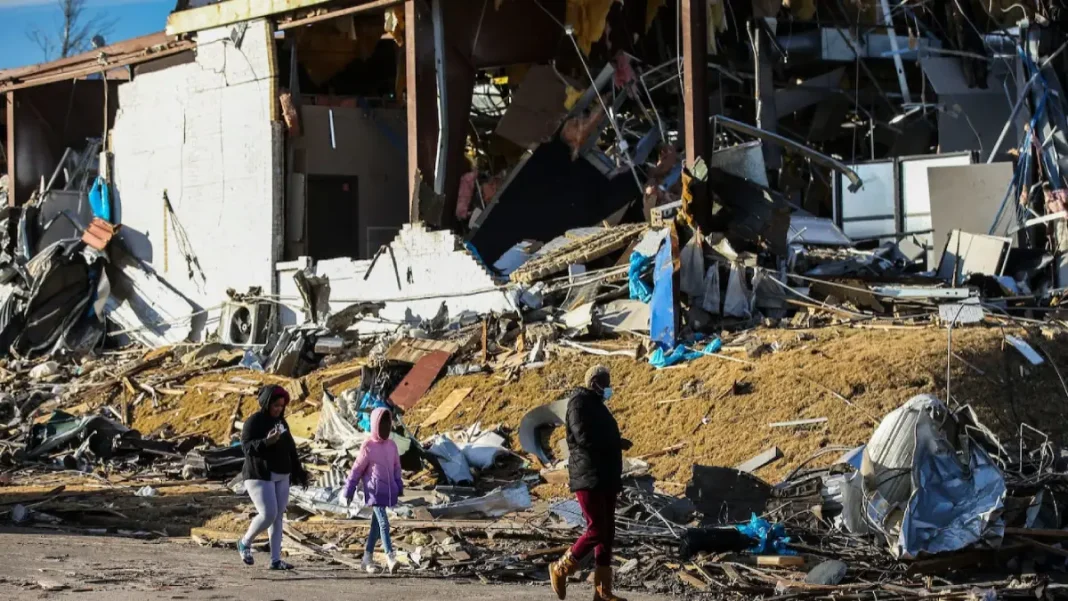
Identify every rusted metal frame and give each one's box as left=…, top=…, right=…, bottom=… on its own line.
left=277, top=0, right=404, bottom=31
left=681, top=0, right=707, bottom=168
left=0, top=32, right=175, bottom=82
left=406, top=0, right=438, bottom=221
left=0, top=41, right=196, bottom=93
left=5, top=92, right=14, bottom=207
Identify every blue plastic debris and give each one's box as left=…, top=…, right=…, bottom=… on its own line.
left=356, top=391, right=389, bottom=432
left=88, top=176, right=113, bottom=223
left=649, top=239, right=677, bottom=349
left=735, top=513, right=795, bottom=556
left=647, top=337, right=722, bottom=369
left=628, top=251, right=654, bottom=303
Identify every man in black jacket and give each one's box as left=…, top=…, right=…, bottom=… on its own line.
left=550, top=365, right=631, bottom=601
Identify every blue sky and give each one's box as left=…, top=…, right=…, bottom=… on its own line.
left=0, top=0, right=174, bottom=69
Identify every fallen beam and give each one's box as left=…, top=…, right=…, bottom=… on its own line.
left=167, top=0, right=335, bottom=35
left=278, top=0, right=404, bottom=30
left=734, top=447, right=783, bottom=473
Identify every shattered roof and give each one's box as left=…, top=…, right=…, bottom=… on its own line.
left=0, top=32, right=196, bottom=93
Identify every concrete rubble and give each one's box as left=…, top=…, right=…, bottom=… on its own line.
left=5, top=0, right=1068, bottom=598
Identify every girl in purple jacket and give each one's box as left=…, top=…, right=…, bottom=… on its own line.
left=344, top=407, right=403, bottom=574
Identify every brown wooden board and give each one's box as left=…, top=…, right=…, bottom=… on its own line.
left=389, top=350, right=451, bottom=411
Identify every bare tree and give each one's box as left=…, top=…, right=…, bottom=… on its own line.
left=27, top=0, right=118, bottom=61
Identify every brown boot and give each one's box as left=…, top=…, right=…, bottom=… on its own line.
left=550, top=550, right=579, bottom=600
left=593, top=566, right=627, bottom=601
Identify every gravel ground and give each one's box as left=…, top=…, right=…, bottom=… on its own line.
left=0, top=528, right=674, bottom=601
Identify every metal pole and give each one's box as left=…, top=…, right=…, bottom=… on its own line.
left=681, top=0, right=708, bottom=167
left=879, top=0, right=911, bottom=104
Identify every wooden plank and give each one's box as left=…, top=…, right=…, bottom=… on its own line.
left=421, top=387, right=472, bottom=428
left=167, top=0, right=335, bottom=35
left=768, top=418, right=827, bottom=428
left=389, top=350, right=450, bottom=411
left=386, top=337, right=460, bottom=364
left=1013, top=536, right=1068, bottom=559
left=633, top=443, right=686, bottom=461
left=757, top=555, right=805, bottom=567
left=1004, top=527, right=1068, bottom=539
left=278, top=0, right=403, bottom=30
left=678, top=570, right=710, bottom=591
left=734, top=446, right=783, bottom=473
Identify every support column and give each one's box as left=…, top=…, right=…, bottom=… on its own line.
left=406, top=0, right=438, bottom=222
left=5, top=92, right=13, bottom=207
left=681, top=0, right=708, bottom=168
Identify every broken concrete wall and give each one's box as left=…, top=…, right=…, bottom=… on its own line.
left=277, top=222, right=515, bottom=330
left=111, top=19, right=282, bottom=329
left=289, top=106, right=408, bottom=259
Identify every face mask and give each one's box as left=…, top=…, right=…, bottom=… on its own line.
left=602, top=387, right=614, bottom=401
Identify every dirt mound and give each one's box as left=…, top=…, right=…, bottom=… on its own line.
left=409, top=325, right=1068, bottom=488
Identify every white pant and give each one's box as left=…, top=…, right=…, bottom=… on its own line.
left=242, top=473, right=290, bottom=562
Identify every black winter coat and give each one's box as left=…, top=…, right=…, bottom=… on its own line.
left=241, top=395, right=308, bottom=486
left=565, top=387, right=623, bottom=492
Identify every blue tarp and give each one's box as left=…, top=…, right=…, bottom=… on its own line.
left=736, top=513, right=795, bottom=556
left=357, top=391, right=390, bottom=432
left=648, top=337, right=722, bottom=369
left=88, top=177, right=113, bottom=223
left=649, top=239, right=676, bottom=349
left=627, top=251, right=654, bottom=303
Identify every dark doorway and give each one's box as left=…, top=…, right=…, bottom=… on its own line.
left=306, top=175, right=360, bottom=260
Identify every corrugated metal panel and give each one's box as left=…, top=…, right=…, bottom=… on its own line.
left=861, top=394, right=943, bottom=507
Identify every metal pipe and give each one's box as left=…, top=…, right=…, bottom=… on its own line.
left=432, top=0, right=449, bottom=195
left=711, top=115, right=864, bottom=191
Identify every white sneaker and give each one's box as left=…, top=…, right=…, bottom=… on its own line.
left=386, top=552, right=398, bottom=574
left=361, top=552, right=377, bottom=574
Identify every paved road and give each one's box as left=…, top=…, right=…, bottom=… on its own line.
left=0, top=529, right=675, bottom=601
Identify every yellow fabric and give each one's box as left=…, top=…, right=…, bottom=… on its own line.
left=646, top=0, right=666, bottom=32
left=566, top=0, right=617, bottom=55
left=564, top=85, right=585, bottom=110
left=385, top=6, right=404, bottom=45
left=787, top=0, right=816, bottom=20
left=295, top=17, right=383, bottom=86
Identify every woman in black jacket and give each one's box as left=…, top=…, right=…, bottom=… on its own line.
left=236, top=385, right=309, bottom=570
left=550, top=365, right=631, bottom=601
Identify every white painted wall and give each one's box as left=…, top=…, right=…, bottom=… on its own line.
left=111, top=19, right=281, bottom=334
left=277, top=223, right=515, bottom=331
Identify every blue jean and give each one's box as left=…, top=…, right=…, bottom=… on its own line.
left=365, top=506, right=394, bottom=555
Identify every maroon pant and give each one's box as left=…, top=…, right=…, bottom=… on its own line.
left=569, top=489, right=617, bottom=566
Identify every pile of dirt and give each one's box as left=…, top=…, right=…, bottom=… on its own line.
left=410, top=325, right=1068, bottom=489
left=65, top=324, right=1068, bottom=502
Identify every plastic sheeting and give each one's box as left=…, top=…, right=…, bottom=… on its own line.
left=724, top=263, right=752, bottom=318
left=857, top=395, right=1007, bottom=559
left=429, top=483, right=531, bottom=519
left=315, top=391, right=368, bottom=451
left=648, top=337, right=722, bottom=369
left=426, top=435, right=474, bottom=484
left=627, top=252, right=653, bottom=303
left=679, top=235, right=706, bottom=298
left=88, top=177, right=112, bottom=223
left=650, top=239, right=677, bottom=348
left=290, top=485, right=368, bottom=518
left=735, top=514, right=795, bottom=555
left=896, top=410, right=1006, bottom=559
left=701, top=266, right=721, bottom=314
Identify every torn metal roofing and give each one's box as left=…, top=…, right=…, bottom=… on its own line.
left=0, top=32, right=196, bottom=93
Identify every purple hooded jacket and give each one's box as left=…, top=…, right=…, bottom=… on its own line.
left=344, top=408, right=403, bottom=507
